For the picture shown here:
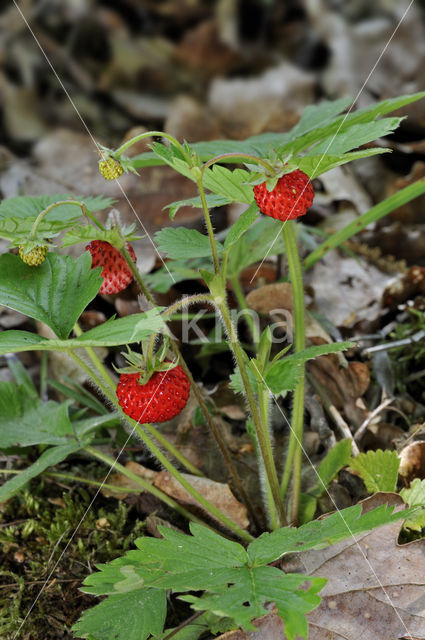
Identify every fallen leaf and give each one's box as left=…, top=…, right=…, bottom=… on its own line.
left=309, top=253, right=394, bottom=328
left=246, top=283, right=293, bottom=314
left=307, top=339, right=370, bottom=428
left=153, top=471, right=249, bottom=530
left=399, top=441, right=425, bottom=484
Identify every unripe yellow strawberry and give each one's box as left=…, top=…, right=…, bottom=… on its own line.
left=19, top=245, right=48, bottom=266
left=99, top=158, right=124, bottom=180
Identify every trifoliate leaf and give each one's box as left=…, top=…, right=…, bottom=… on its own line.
left=349, top=449, right=400, bottom=493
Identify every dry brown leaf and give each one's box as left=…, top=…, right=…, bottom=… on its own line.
left=101, top=461, right=156, bottom=499
left=307, top=340, right=370, bottom=428
left=246, top=283, right=294, bottom=314
left=399, top=441, right=425, bottom=483
left=217, top=494, right=425, bottom=640
left=153, top=471, right=249, bottom=529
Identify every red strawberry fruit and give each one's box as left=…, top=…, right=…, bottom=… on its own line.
left=253, top=169, right=314, bottom=221
left=86, top=240, right=136, bottom=295
left=116, top=365, right=190, bottom=423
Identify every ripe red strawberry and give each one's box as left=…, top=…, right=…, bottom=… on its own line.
left=86, top=240, right=136, bottom=295
left=116, top=365, right=190, bottom=423
left=253, top=169, right=314, bottom=221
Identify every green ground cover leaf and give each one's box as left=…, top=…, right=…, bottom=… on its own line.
left=400, top=479, right=425, bottom=531
left=0, top=442, right=82, bottom=502
left=73, top=588, right=166, bottom=640
left=155, top=227, right=223, bottom=260
left=0, top=253, right=102, bottom=340
left=349, top=449, right=400, bottom=493
left=0, top=311, right=165, bottom=355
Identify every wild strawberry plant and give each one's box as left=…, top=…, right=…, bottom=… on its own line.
left=0, top=92, right=425, bottom=638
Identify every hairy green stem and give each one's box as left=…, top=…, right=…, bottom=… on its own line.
left=131, top=424, right=253, bottom=542
left=121, top=245, right=155, bottom=303
left=84, top=446, right=207, bottom=526
left=258, top=387, right=279, bottom=530
left=196, top=177, right=220, bottom=273
left=218, top=301, right=287, bottom=527
left=29, top=200, right=85, bottom=240
left=115, top=131, right=191, bottom=164
left=229, top=275, right=260, bottom=344
left=280, top=221, right=306, bottom=525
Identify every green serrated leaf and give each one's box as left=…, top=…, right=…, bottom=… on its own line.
left=0, top=311, right=165, bottom=355
left=224, top=202, right=259, bottom=248
left=155, top=227, right=223, bottom=260
left=248, top=502, right=411, bottom=566
left=227, top=218, right=286, bottom=277
left=288, top=97, right=352, bottom=139
left=298, top=148, right=389, bottom=179
left=145, top=261, right=206, bottom=293
left=62, top=224, right=141, bottom=248
left=202, top=165, right=253, bottom=204
left=167, top=194, right=230, bottom=220
left=0, top=216, right=76, bottom=244
left=0, top=443, right=82, bottom=502
left=0, top=252, right=102, bottom=340
left=310, top=439, right=353, bottom=498
left=72, top=588, right=166, bottom=640
left=0, top=382, right=74, bottom=447
left=349, top=450, right=400, bottom=493
left=264, top=342, right=354, bottom=394
left=301, top=439, right=354, bottom=521
left=308, top=117, right=403, bottom=156
left=400, top=479, right=425, bottom=531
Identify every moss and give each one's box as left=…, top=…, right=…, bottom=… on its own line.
left=0, top=479, right=146, bottom=639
